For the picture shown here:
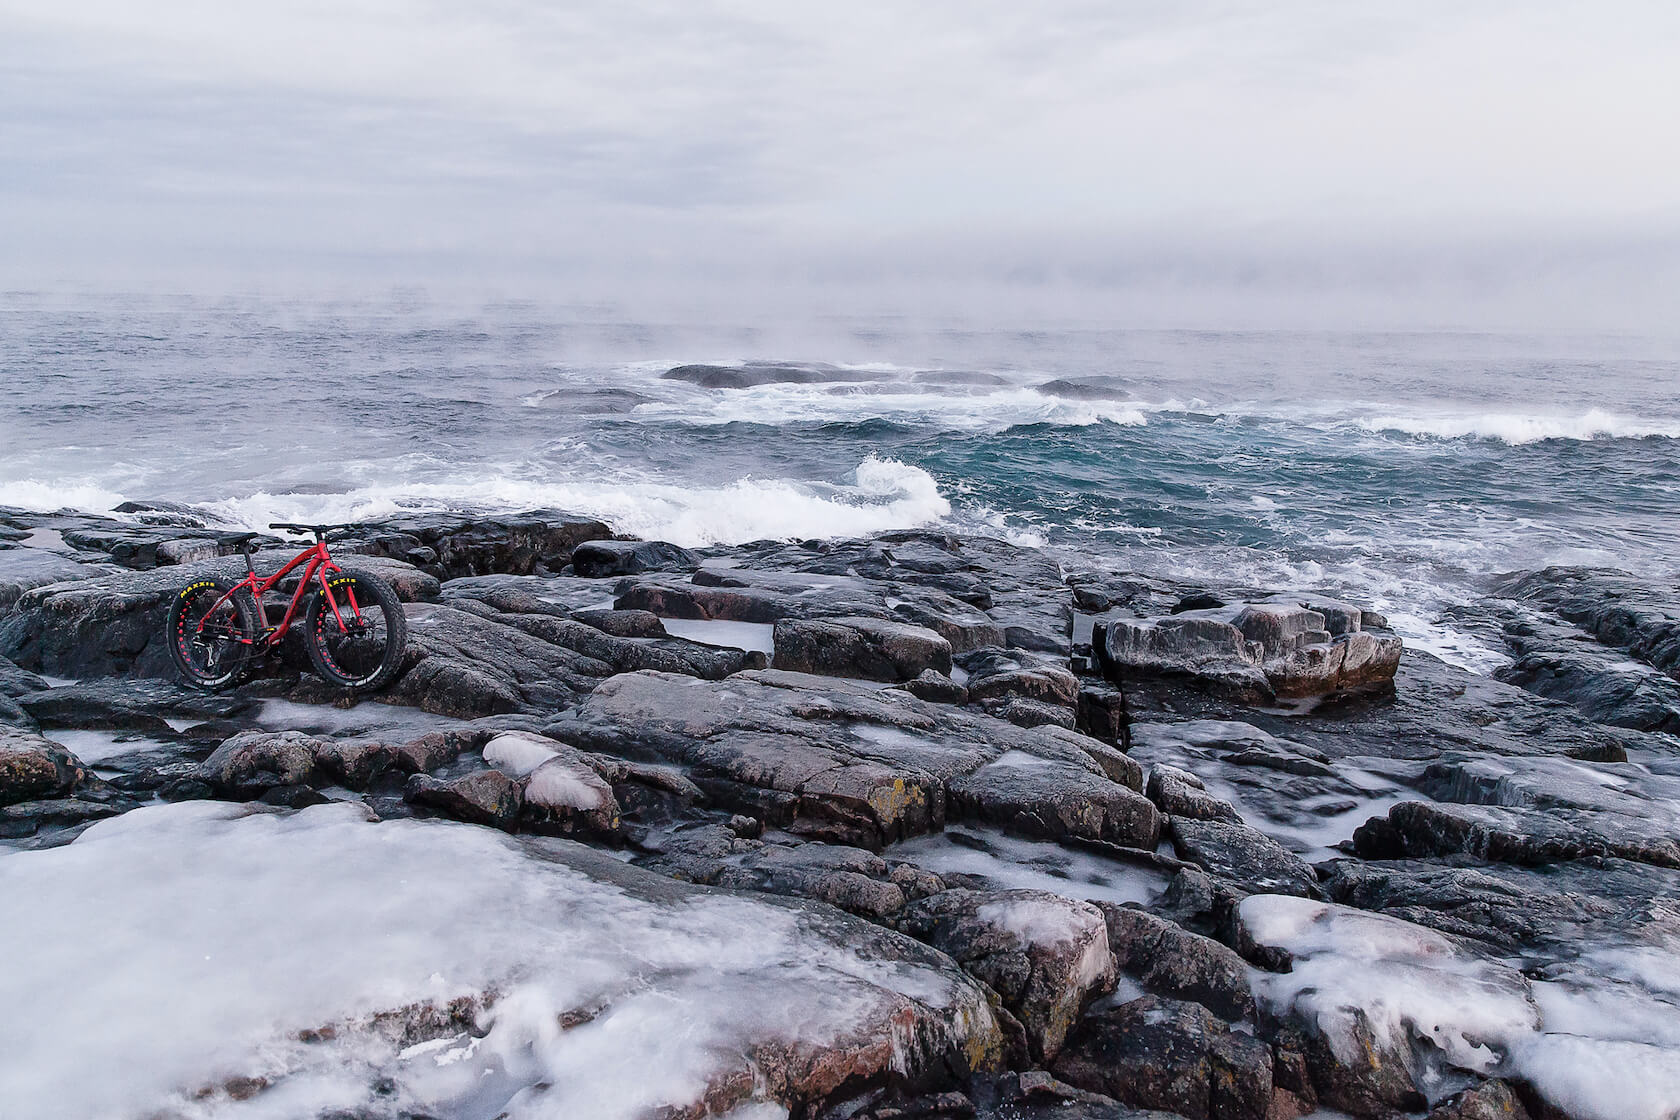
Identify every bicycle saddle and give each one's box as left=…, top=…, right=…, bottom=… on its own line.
left=221, top=531, right=261, bottom=555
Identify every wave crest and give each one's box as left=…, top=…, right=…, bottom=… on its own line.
left=1356, top=408, right=1680, bottom=444
left=194, top=455, right=950, bottom=548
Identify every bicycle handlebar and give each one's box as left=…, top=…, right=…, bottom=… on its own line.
left=267, top=522, right=365, bottom=535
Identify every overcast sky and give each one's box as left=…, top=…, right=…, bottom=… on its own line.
left=4, top=1, right=1678, bottom=324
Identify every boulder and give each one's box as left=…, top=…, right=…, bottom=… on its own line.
left=1097, top=905, right=1256, bottom=1022
left=1168, top=817, right=1319, bottom=897
left=1354, top=799, right=1680, bottom=869
left=896, top=888, right=1114, bottom=1063
left=774, top=616, right=953, bottom=682
left=1097, top=596, right=1402, bottom=703
left=1145, top=764, right=1242, bottom=824
left=898, top=668, right=969, bottom=705
left=0, top=728, right=87, bottom=806
left=570, top=538, right=698, bottom=577
left=948, top=753, right=1162, bottom=851
left=194, top=730, right=332, bottom=797
left=404, top=768, right=523, bottom=831
left=1052, top=996, right=1275, bottom=1120
left=345, top=510, right=612, bottom=579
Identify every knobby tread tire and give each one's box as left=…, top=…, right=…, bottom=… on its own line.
left=166, top=576, right=259, bottom=691
left=304, top=570, right=408, bottom=692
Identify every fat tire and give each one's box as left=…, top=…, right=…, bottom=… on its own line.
left=304, top=570, right=408, bottom=692
left=166, top=576, right=259, bottom=691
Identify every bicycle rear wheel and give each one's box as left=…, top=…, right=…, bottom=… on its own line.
left=304, top=571, right=408, bottom=691
left=166, top=577, right=258, bottom=690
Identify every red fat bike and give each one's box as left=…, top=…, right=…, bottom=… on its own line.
left=166, top=522, right=408, bottom=692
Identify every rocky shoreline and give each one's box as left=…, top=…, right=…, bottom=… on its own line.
left=2, top=504, right=1678, bottom=1120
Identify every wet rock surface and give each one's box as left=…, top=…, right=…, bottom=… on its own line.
left=3, top=514, right=1677, bottom=1120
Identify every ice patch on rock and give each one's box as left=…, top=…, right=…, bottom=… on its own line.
left=0, top=801, right=989, bottom=1119
left=1243, top=894, right=1680, bottom=1120
left=482, top=731, right=561, bottom=778
left=524, top=757, right=608, bottom=811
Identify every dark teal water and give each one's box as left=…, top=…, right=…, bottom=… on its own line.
left=3, top=293, right=1677, bottom=669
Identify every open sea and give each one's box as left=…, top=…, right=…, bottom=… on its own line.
left=3, top=292, right=1677, bottom=672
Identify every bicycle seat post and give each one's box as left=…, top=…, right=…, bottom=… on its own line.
left=243, top=545, right=257, bottom=576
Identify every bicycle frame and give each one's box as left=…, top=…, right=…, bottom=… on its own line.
left=196, top=539, right=364, bottom=649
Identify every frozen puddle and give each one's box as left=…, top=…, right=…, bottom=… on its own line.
left=0, top=802, right=996, bottom=1119
left=256, top=698, right=467, bottom=740
left=890, top=826, right=1167, bottom=907
left=44, top=728, right=176, bottom=766
left=657, top=617, right=776, bottom=656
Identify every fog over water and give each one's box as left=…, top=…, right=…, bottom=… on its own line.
left=4, top=2, right=1678, bottom=672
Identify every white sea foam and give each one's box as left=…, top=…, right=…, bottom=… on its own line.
left=0, top=477, right=127, bottom=512
left=190, top=455, right=950, bottom=549
left=630, top=383, right=1150, bottom=431
left=1354, top=407, right=1680, bottom=444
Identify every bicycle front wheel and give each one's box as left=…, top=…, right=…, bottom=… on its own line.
left=304, top=571, right=408, bottom=691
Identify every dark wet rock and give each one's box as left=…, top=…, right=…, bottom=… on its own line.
left=963, top=1071, right=1184, bottom=1119
left=1097, top=595, right=1401, bottom=704
left=1169, top=818, right=1318, bottom=897
left=502, top=612, right=765, bottom=679
left=976, top=696, right=1077, bottom=730
left=1145, top=763, right=1242, bottom=824
left=0, top=727, right=87, bottom=806
left=195, top=730, right=332, bottom=797
left=570, top=538, right=698, bottom=578
left=949, top=752, right=1161, bottom=850
left=0, top=794, right=131, bottom=839
left=1319, top=854, right=1680, bottom=956
left=404, top=768, right=523, bottom=830
left=1426, top=1080, right=1532, bottom=1120
left=0, top=546, right=116, bottom=610
left=898, top=668, right=969, bottom=705
left=1495, top=644, right=1680, bottom=733
left=617, top=576, right=809, bottom=622
left=1141, top=650, right=1640, bottom=766
left=569, top=607, right=668, bottom=638
left=313, top=738, right=397, bottom=789
left=1076, top=738, right=1143, bottom=791
left=661, top=361, right=869, bottom=389
left=0, top=655, right=47, bottom=726
left=960, top=649, right=1078, bottom=709
left=889, top=590, right=1007, bottom=654
left=551, top=669, right=1154, bottom=851
left=897, top=888, right=1114, bottom=1063
left=343, top=510, right=612, bottom=580
left=19, top=678, right=251, bottom=732
left=645, top=831, right=916, bottom=919
left=392, top=603, right=613, bottom=717
left=1353, top=799, right=1680, bottom=869
left=1052, top=995, right=1274, bottom=1120
left=1097, top=905, right=1256, bottom=1023
left=438, top=573, right=607, bottom=616
left=395, top=728, right=487, bottom=773
left=1075, top=678, right=1128, bottom=746
left=774, top=616, right=953, bottom=682
left=1034, top=377, right=1134, bottom=401
left=56, top=522, right=278, bottom=570
left=1495, top=566, right=1680, bottom=676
